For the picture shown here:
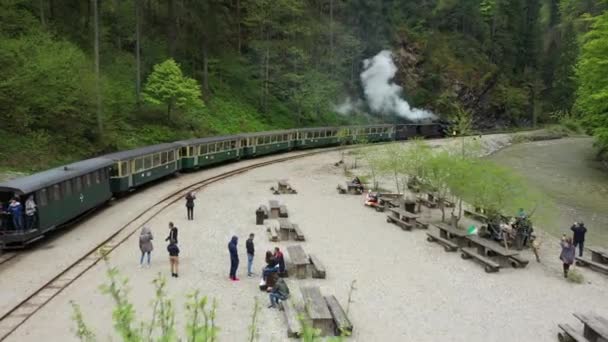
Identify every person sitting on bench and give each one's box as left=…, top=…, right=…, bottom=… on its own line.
left=352, top=176, right=361, bottom=185
left=262, top=251, right=279, bottom=282
left=274, top=247, right=286, bottom=274
left=267, top=277, right=290, bottom=309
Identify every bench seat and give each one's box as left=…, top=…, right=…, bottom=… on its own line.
left=293, top=224, right=305, bottom=241
left=386, top=215, right=413, bottom=231
left=509, top=255, right=530, bottom=268
left=461, top=247, right=500, bottom=273
left=309, top=254, right=326, bottom=279
left=557, top=323, right=587, bottom=342
left=575, top=256, right=608, bottom=274
left=267, top=226, right=279, bottom=242
left=283, top=300, right=302, bottom=338
left=279, top=205, right=289, bottom=218
left=324, top=295, right=353, bottom=336
left=426, top=232, right=458, bottom=252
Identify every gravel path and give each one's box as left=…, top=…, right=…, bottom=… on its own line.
left=4, top=134, right=608, bottom=341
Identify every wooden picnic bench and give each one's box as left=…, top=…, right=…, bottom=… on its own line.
left=265, top=219, right=280, bottom=242
left=287, top=245, right=309, bottom=279
left=309, top=254, right=326, bottom=279
left=271, top=180, right=298, bottom=195
left=279, top=205, right=289, bottom=218
left=324, top=295, right=353, bottom=336
left=461, top=247, right=500, bottom=273
left=464, top=208, right=488, bottom=223
left=559, top=313, right=608, bottom=342
left=301, top=286, right=335, bottom=336
left=418, top=193, right=438, bottom=208
left=386, top=208, right=419, bottom=231
left=463, top=235, right=527, bottom=271
left=283, top=300, right=302, bottom=338
left=426, top=223, right=468, bottom=252
left=576, top=246, right=608, bottom=275
left=278, top=218, right=294, bottom=241
left=269, top=200, right=281, bottom=219
left=293, top=223, right=305, bottom=241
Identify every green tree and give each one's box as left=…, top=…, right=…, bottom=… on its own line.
left=143, top=58, right=204, bottom=121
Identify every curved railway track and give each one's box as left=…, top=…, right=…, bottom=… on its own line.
left=0, top=147, right=345, bottom=341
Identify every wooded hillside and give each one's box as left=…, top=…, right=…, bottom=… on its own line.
left=1, top=0, right=607, bottom=171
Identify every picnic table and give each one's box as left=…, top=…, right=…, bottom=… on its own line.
left=559, top=313, right=608, bottom=342
left=386, top=208, right=419, bottom=231
left=463, top=235, right=528, bottom=272
left=576, top=246, right=608, bottom=275
left=287, top=245, right=309, bottom=279
left=278, top=218, right=294, bottom=240
left=269, top=200, right=280, bottom=219
left=301, top=286, right=334, bottom=336
left=271, top=180, right=297, bottom=194
left=427, top=223, right=468, bottom=252
left=418, top=193, right=438, bottom=208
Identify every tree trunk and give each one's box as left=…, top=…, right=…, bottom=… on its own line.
left=329, top=0, right=334, bottom=74
left=39, top=0, right=46, bottom=26
left=167, top=0, right=176, bottom=57
left=202, top=36, right=209, bottom=92
left=135, top=0, right=142, bottom=105
left=93, top=0, right=103, bottom=138
left=236, top=0, right=241, bottom=55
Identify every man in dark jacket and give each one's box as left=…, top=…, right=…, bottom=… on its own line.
left=571, top=221, right=588, bottom=257
left=185, top=192, right=196, bottom=220
left=228, top=236, right=239, bottom=281
left=246, top=233, right=255, bottom=277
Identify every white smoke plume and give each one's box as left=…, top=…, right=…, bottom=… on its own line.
left=334, top=97, right=363, bottom=115
left=361, top=50, right=436, bottom=121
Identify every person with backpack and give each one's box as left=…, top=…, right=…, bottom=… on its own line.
left=139, top=226, right=153, bottom=268
left=560, top=235, right=576, bottom=279
left=185, top=192, right=196, bottom=220
left=165, top=222, right=178, bottom=244
left=167, top=239, right=180, bottom=278
left=571, top=221, right=587, bottom=257
left=228, top=236, right=239, bottom=281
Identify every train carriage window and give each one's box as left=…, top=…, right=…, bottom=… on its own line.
left=74, top=176, right=82, bottom=192
left=110, top=165, right=119, bottom=178
left=223, top=141, right=230, bottom=150
left=257, top=137, right=263, bottom=145
left=264, top=136, right=270, bottom=144
left=314, top=132, right=319, bottom=138
left=135, top=158, right=144, bottom=172
left=38, top=189, right=48, bottom=206
left=168, top=150, right=175, bottom=162
left=144, top=156, right=152, bottom=169
left=180, top=147, right=187, bottom=158
left=120, top=161, right=129, bottom=176
left=284, top=134, right=288, bottom=141
left=153, top=153, right=161, bottom=167
left=62, top=180, right=72, bottom=196
left=52, top=184, right=61, bottom=201
left=306, top=132, right=312, bottom=139
left=231, top=140, right=236, bottom=149
left=188, top=147, right=194, bottom=157
left=199, top=145, right=207, bottom=155
left=161, top=152, right=168, bottom=164
left=208, top=143, right=216, bottom=153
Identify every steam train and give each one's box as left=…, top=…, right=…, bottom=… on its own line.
left=0, top=122, right=447, bottom=248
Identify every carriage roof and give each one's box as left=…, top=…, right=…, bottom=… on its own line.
left=0, top=158, right=113, bottom=195
left=102, top=143, right=182, bottom=161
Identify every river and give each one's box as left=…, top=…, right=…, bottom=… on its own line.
left=489, top=137, right=608, bottom=245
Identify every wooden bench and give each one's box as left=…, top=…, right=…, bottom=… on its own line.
left=266, top=220, right=280, bottom=242
left=309, top=254, right=326, bottom=279
left=574, top=312, right=608, bottom=341
left=324, top=295, right=353, bottom=336
left=417, top=219, right=430, bottom=229
left=301, top=286, right=334, bottom=336
left=576, top=256, right=608, bottom=275
left=461, top=247, right=500, bottom=273
left=293, top=224, right=305, bottom=241
left=557, top=323, right=587, bottom=342
left=440, top=198, right=455, bottom=208
left=279, top=205, right=289, bottom=218
left=269, top=200, right=280, bottom=219
left=509, top=254, right=530, bottom=268
left=287, top=245, right=309, bottom=279
left=386, top=215, right=413, bottom=230
left=426, top=231, right=458, bottom=252
left=418, top=194, right=437, bottom=208
left=433, top=222, right=469, bottom=247
left=283, top=300, right=303, bottom=338
left=336, top=184, right=346, bottom=194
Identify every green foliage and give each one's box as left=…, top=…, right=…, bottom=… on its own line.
left=576, top=8, right=608, bottom=152
left=143, top=59, right=204, bottom=120
left=567, top=268, right=585, bottom=284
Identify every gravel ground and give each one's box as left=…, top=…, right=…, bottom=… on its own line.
left=4, top=134, right=608, bottom=342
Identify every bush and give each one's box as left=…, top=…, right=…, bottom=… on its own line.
left=567, top=268, right=585, bottom=284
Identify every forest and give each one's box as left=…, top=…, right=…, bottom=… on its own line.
left=1, top=0, right=608, bottom=171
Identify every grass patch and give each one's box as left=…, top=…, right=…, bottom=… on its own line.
left=567, top=268, right=585, bottom=284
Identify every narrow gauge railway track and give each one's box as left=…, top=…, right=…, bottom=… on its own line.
left=0, top=147, right=342, bottom=341
left=0, top=253, right=17, bottom=266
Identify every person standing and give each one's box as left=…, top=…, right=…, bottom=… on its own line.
left=274, top=247, right=285, bottom=274
left=560, top=235, right=576, bottom=278
left=8, top=198, right=23, bottom=231
left=267, top=277, right=290, bottom=309
left=167, top=239, right=180, bottom=278
left=228, top=236, right=239, bottom=281
left=165, top=222, right=178, bottom=244
left=571, top=221, right=587, bottom=257
left=246, top=233, right=255, bottom=277
left=139, top=226, right=153, bottom=268
left=185, top=192, right=196, bottom=221
left=25, top=196, right=37, bottom=230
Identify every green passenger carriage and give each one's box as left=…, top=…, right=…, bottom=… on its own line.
left=104, top=143, right=182, bottom=193
left=241, top=130, right=295, bottom=157
left=177, top=135, right=242, bottom=170
left=0, top=158, right=113, bottom=247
